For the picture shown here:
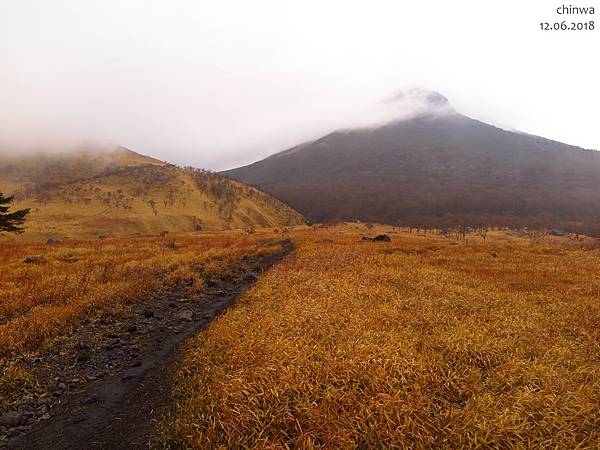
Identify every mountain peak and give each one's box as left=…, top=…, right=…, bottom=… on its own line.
left=223, top=106, right=600, bottom=234
left=384, top=88, right=455, bottom=118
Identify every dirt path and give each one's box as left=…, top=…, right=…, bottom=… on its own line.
left=6, top=240, right=292, bottom=450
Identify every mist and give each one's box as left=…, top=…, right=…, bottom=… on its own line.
left=1, top=0, right=598, bottom=170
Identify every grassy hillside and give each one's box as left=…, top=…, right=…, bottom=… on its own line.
left=0, top=146, right=164, bottom=192
left=0, top=149, right=304, bottom=241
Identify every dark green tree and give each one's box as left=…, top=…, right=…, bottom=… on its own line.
left=0, top=192, right=30, bottom=234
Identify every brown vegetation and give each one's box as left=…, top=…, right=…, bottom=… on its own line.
left=159, top=226, right=600, bottom=448
left=0, top=150, right=304, bottom=240
left=0, top=231, right=285, bottom=414
left=3, top=223, right=599, bottom=447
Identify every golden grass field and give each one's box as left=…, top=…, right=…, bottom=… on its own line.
left=0, top=231, right=285, bottom=411
left=1, top=224, right=599, bottom=448
left=157, top=226, right=600, bottom=449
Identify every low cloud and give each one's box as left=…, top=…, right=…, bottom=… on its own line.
left=0, top=1, right=597, bottom=169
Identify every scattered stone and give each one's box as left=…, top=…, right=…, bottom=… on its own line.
left=361, top=236, right=372, bottom=241
left=98, top=235, right=107, bottom=240
left=65, top=415, right=87, bottom=425
left=550, top=228, right=567, bottom=237
left=162, top=242, right=176, bottom=249
left=75, top=342, right=89, bottom=351
left=46, top=238, right=61, bottom=245
left=76, top=351, right=90, bottom=363
left=244, top=272, right=258, bottom=283
left=23, top=256, right=47, bottom=265
left=175, top=309, right=194, bottom=322
left=372, top=234, right=392, bottom=242
left=0, top=412, right=28, bottom=427
left=0, top=240, right=293, bottom=445
left=491, top=252, right=499, bottom=258
left=220, top=274, right=233, bottom=283
left=83, top=394, right=99, bottom=405
left=103, top=342, right=116, bottom=351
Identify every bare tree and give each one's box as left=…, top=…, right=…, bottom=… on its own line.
left=475, top=227, right=489, bottom=243
left=526, top=229, right=547, bottom=243
left=147, top=199, right=158, bottom=216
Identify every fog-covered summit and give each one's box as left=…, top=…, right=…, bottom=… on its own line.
left=383, top=88, right=456, bottom=119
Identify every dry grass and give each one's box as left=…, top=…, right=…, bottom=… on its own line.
left=159, top=227, right=600, bottom=449
left=0, top=231, right=283, bottom=358
left=1, top=164, right=304, bottom=241
left=0, top=230, right=286, bottom=411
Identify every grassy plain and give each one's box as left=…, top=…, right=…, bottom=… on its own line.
left=159, top=226, right=600, bottom=448
left=0, top=230, right=285, bottom=412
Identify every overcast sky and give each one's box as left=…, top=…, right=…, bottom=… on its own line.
left=0, top=0, right=598, bottom=170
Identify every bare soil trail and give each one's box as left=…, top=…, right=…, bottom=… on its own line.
left=7, top=240, right=293, bottom=450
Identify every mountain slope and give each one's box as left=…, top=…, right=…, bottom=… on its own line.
left=0, top=146, right=164, bottom=192
left=223, top=97, right=600, bottom=233
left=0, top=148, right=304, bottom=240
